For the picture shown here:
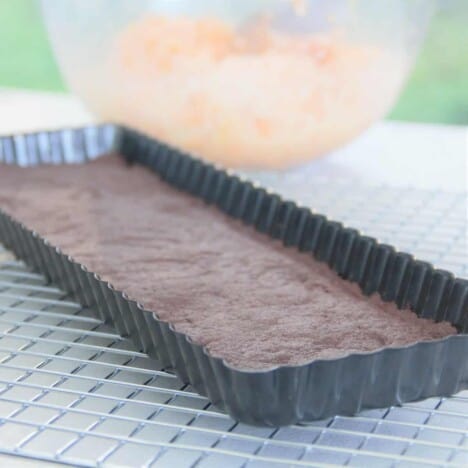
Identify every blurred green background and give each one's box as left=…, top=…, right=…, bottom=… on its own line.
left=0, top=0, right=467, bottom=124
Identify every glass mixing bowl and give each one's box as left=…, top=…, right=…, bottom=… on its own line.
left=40, top=0, right=434, bottom=168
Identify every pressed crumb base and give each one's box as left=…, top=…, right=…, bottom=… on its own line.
left=0, top=156, right=456, bottom=369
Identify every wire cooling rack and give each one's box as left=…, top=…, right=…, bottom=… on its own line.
left=0, top=151, right=467, bottom=466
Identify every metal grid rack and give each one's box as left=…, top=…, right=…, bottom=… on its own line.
left=0, top=177, right=467, bottom=466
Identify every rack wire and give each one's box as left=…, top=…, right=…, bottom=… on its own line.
left=0, top=172, right=467, bottom=467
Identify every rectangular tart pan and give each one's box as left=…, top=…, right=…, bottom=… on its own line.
left=0, top=124, right=466, bottom=427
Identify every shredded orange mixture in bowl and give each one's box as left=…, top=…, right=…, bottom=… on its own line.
left=78, top=15, right=409, bottom=168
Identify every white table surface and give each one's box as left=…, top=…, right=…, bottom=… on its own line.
left=1, top=88, right=466, bottom=193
